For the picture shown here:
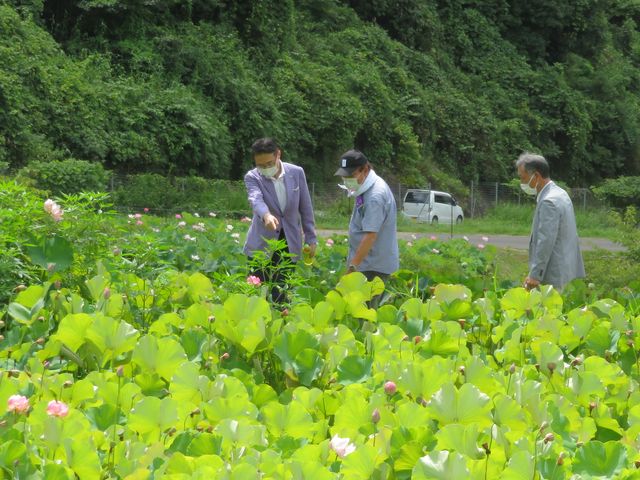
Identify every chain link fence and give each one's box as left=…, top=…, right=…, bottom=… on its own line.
left=106, top=174, right=605, bottom=218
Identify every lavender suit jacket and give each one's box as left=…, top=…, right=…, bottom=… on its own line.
left=243, top=161, right=317, bottom=260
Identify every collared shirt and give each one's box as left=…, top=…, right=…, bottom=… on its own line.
left=536, top=181, right=553, bottom=203
left=348, top=171, right=399, bottom=275
left=270, top=168, right=287, bottom=213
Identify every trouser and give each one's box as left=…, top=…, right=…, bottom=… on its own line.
left=250, top=230, right=294, bottom=304
left=361, top=271, right=389, bottom=309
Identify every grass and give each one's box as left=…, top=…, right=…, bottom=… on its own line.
left=315, top=202, right=620, bottom=239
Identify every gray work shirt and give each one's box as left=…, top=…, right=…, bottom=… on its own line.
left=348, top=172, right=399, bottom=275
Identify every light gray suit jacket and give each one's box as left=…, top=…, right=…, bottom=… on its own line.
left=243, top=162, right=316, bottom=260
left=529, top=182, right=585, bottom=289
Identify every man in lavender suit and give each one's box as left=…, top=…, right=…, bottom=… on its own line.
left=243, top=138, right=317, bottom=303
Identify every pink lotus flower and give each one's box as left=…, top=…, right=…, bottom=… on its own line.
left=175, top=214, right=182, bottom=219
left=46, top=400, right=69, bottom=418
left=44, top=199, right=63, bottom=221
left=143, top=208, right=149, bottom=213
left=135, top=220, right=143, bottom=226
left=326, top=238, right=334, bottom=247
left=430, top=235, right=437, bottom=240
left=247, top=275, right=262, bottom=286
left=7, top=395, right=30, bottom=414
left=134, top=213, right=142, bottom=219
left=329, top=434, right=356, bottom=458
left=477, top=243, right=485, bottom=249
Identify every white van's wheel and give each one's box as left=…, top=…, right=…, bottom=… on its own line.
left=456, top=216, right=463, bottom=224
left=431, top=216, right=438, bottom=225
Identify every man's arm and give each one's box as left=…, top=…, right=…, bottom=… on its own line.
left=347, top=232, right=378, bottom=272
left=525, top=198, right=561, bottom=288
left=297, top=168, right=317, bottom=245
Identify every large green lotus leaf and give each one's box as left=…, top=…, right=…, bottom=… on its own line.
left=583, top=356, right=627, bottom=391
left=275, top=328, right=320, bottom=379
left=319, top=324, right=358, bottom=356
left=332, top=395, right=371, bottom=438
left=500, top=450, right=534, bottom=480
left=591, top=299, right=627, bottom=325
left=339, top=443, right=379, bottom=480
left=203, top=396, right=258, bottom=423
left=251, top=384, right=278, bottom=408
left=179, top=328, right=208, bottom=361
left=343, top=291, right=377, bottom=321
left=287, top=460, right=338, bottom=480
left=192, top=455, right=225, bottom=476
left=85, top=274, right=109, bottom=302
left=132, top=335, right=188, bottom=380
left=229, top=462, right=260, bottom=480
left=164, top=451, right=194, bottom=475
left=440, top=298, right=473, bottom=321
left=212, top=294, right=270, bottom=354
left=463, top=357, right=505, bottom=397
left=586, top=323, right=619, bottom=357
left=42, top=464, right=75, bottom=480
left=294, top=348, right=325, bottom=386
left=27, top=235, right=74, bottom=272
left=261, top=400, right=317, bottom=439
left=336, top=272, right=373, bottom=298
left=85, top=403, right=124, bottom=430
left=570, top=370, right=605, bottom=405
left=337, top=355, right=372, bottom=385
left=427, top=383, right=492, bottom=427
left=493, top=394, right=528, bottom=435
left=53, top=313, right=94, bottom=351
left=423, top=320, right=464, bottom=356
left=61, top=435, right=102, bottom=480
left=149, top=313, right=182, bottom=335
left=398, top=357, right=453, bottom=401
left=500, top=286, right=562, bottom=319
left=396, top=402, right=432, bottom=435
left=187, top=272, right=214, bottom=302
left=112, top=441, right=161, bottom=479
left=435, top=423, right=485, bottom=460
left=377, top=304, right=399, bottom=325
left=291, top=386, right=323, bottom=415
left=493, top=326, right=523, bottom=365
left=531, top=340, right=565, bottom=375
left=85, top=314, right=139, bottom=365
left=325, top=290, right=347, bottom=320
left=433, top=284, right=472, bottom=305
left=188, top=434, right=223, bottom=457
left=567, top=307, right=597, bottom=339
left=573, top=441, right=627, bottom=477
left=169, top=361, right=206, bottom=405
left=14, top=284, right=47, bottom=309
left=183, top=303, right=211, bottom=329
left=128, top=397, right=179, bottom=441
left=214, top=419, right=267, bottom=451
left=0, top=440, right=26, bottom=470
left=394, top=441, right=426, bottom=473
left=313, top=301, right=336, bottom=329
left=412, top=450, right=470, bottom=479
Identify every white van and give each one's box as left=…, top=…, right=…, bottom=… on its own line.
left=402, top=189, right=464, bottom=224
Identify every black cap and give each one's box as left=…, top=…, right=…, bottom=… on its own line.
left=334, top=149, right=368, bottom=176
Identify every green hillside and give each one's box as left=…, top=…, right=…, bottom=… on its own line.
left=2, top=0, right=640, bottom=188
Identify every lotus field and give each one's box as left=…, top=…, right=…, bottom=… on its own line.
left=2, top=181, right=640, bottom=479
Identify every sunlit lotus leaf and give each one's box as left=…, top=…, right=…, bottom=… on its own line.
left=500, top=450, right=534, bottom=480
left=0, top=440, right=26, bottom=472
left=42, top=464, right=75, bottom=480
left=251, top=384, right=278, bottom=408
left=294, top=348, right=325, bottom=386
left=86, top=274, right=109, bottom=302
left=203, top=395, right=258, bottom=423
left=132, top=335, right=188, bottom=380
left=394, top=441, right=426, bottom=473
left=569, top=370, right=605, bottom=405
left=192, top=455, right=225, bottom=476
left=169, top=361, right=207, bottom=405
left=52, top=313, right=94, bottom=351
left=333, top=395, right=370, bottom=438
left=214, top=419, right=268, bottom=451
left=398, top=357, right=452, bottom=400
left=229, top=462, right=260, bottom=479
left=61, top=436, right=102, bottom=480
left=423, top=320, right=464, bottom=355
left=463, top=357, right=506, bottom=396
left=433, top=284, right=472, bottom=305
left=377, top=304, right=399, bottom=324
left=187, top=272, right=214, bottom=302
left=292, top=387, right=323, bottom=414
left=412, top=450, right=469, bottom=479
left=342, top=291, right=377, bottom=321
left=493, top=394, right=529, bottom=434
left=287, top=459, right=338, bottom=480
left=85, top=403, right=124, bottom=430
left=86, top=314, right=139, bottom=366
left=183, top=303, right=211, bottom=329
left=399, top=297, right=442, bottom=323
left=325, top=290, right=347, bottom=320
left=567, top=307, right=597, bottom=339
left=336, top=271, right=384, bottom=299
left=27, top=235, right=73, bottom=272
left=531, top=340, right=565, bottom=375
left=586, top=323, right=619, bottom=357
left=211, top=294, right=271, bottom=354
left=164, top=451, right=194, bottom=475
left=573, top=441, right=627, bottom=477
left=275, top=328, right=320, bottom=380
left=261, top=400, right=317, bottom=439
left=337, top=355, right=372, bottom=385
left=128, top=397, right=179, bottom=441
left=427, top=383, right=492, bottom=427
left=340, top=443, right=379, bottom=480
left=435, top=423, right=485, bottom=459
left=149, top=312, right=182, bottom=335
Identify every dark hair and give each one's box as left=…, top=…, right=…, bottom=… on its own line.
left=251, top=138, right=279, bottom=155
left=516, top=152, right=550, bottom=178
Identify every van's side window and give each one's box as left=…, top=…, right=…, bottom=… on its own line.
left=406, top=191, right=428, bottom=204
left=434, top=194, right=450, bottom=204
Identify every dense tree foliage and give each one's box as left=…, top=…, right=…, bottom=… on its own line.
left=2, top=0, right=640, bottom=188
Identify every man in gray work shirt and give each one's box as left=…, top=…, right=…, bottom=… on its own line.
left=335, top=149, right=399, bottom=299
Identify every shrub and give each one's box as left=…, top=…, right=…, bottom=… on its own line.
left=592, top=176, right=640, bottom=209
left=17, top=159, right=110, bottom=195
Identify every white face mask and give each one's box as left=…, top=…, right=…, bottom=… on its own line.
left=520, top=174, right=537, bottom=196
left=342, top=177, right=359, bottom=191
left=258, top=164, right=278, bottom=178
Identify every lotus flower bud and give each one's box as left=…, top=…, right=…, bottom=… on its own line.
left=384, top=381, right=397, bottom=395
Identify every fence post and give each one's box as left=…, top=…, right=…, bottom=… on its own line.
left=398, top=183, right=402, bottom=211
left=583, top=189, right=587, bottom=210
left=495, top=182, right=499, bottom=208
left=470, top=180, right=474, bottom=219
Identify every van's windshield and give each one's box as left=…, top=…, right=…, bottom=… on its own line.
left=404, top=190, right=430, bottom=204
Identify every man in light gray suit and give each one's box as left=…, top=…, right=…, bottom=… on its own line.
left=244, top=138, right=317, bottom=303
left=516, top=152, right=585, bottom=291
